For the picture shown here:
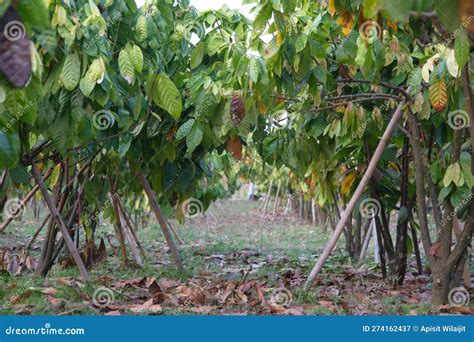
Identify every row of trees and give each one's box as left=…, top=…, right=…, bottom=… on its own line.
left=233, top=0, right=473, bottom=304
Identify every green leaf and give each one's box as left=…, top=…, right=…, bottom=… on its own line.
left=190, top=42, right=205, bottom=70
left=207, top=34, right=225, bottom=56
left=175, top=119, right=195, bottom=141
left=0, top=131, right=20, bottom=168
left=407, top=68, right=422, bottom=91
left=454, top=31, right=470, bottom=70
left=363, top=0, right=379, bottom=19
left=257, top=58, right=269, bottom=85
left=295, top=33, right=307, bottom=53
left=118, top=135, right=133, bottom=158
left=146, top=73, right=182, bottom=121
left=381, top=0, right=410, bottom=22
left=79, top=74, right=96, bottom=97
left=0, top=2, right=11, bottom=18
left=61, top=53, right=81, bottom=91
left=438, top=184, right=454, bottom=203
left=461, top=161, right=473, bottom=188
left=253, top=3, right=272, bottom=31
left=136, top=16, right=148, bottom=42
left=80, top=58, right=105, bottom=97
left=249, top=58, right=259, bottom=83
left=186, top=125, right=203, bottom=155
left=443, top=162, right=462, bottom=187
left=129, top=45, right=143, bottom=73
left=434, top=1, right=461, bottom=33
left=119, top=48, right=135, bottom=84
left=5, top=88, right=37, bottom=125
left=17, top=0, right=49, bottom=29
left=88, top=0, right=101, bottom=16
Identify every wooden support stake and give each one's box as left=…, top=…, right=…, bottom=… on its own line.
left=272, top=182, right=281, bottom=215
left=358, top=219, right=373, bottom=264
left=108, top=192, right=129, bottom=266
left=115, top=197, right=148, bottom=259
left=31, top=163, right=89, bottom=280
left=304, top=99, right=408, bottom=290
left=167, top=220, right=185, bottom=245
left=0, top=168, right=53, bottom=233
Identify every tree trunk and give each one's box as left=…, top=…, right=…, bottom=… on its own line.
left=138, top=171, right=184, bottom=271
left=354, top=211, right=362, bottom=257
left=272, top=182, right=281, bottom=215
left=262, top=179, right=273, bottom=215
left=410, top=219, right=423, bottom=275
left=392, top=135, right=410, bottom=285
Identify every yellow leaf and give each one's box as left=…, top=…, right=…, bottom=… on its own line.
left=388, top=162, right=399, bottom=172
left=429, top=77, right=447, bottom=113
left=328, top=0, right=336, bottom=17
left=37, top=162, right=44, bottom=173
left=340, top=172, right=357, bottom=196
left=337, top=11, right=354, bottom=36
left=276, top=31, right=283, bottom=47
left=50, top=164, right=62, bottom=188
left=387, top=20, right=398, bottom=31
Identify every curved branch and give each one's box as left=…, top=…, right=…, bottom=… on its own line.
left=336, top=78, right=412, bottom=101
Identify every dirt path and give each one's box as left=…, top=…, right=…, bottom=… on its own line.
left=0, top=200, right=470, bottom=315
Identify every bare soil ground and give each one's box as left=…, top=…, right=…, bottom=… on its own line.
left=0, top=200, right=472, bottom=315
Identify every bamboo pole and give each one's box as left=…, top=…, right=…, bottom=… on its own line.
left=115, top=197, right=148, bottom=259
left=357, top=219, right=373, bottom=264
left=31, top=163, right=89, bottom=280
left=167, top=220, right=185, bottom=245
left=262, top=179, right=273, bottom=215
left=304, top=99, right=408, bottom=290
left=272, top=182, right=281, bottom=215
left=0, top=168, right=53, bottom=233
left=120, top=211, right=143, bottom=267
